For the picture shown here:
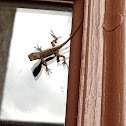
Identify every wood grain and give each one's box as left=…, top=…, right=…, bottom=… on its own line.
left=22, top=0, right=74, bottom=4
left=77, top=0, right=125, bottom=126
left=65, top=0, right=84, bottom=125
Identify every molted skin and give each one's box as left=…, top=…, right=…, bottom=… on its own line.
left=28, top=20, right=82, bottom=73
left=28, top=47, right=58, bottom=61
left=28, top=52, right=41, bottom=61
left=28, top=20, right=82, bottom=61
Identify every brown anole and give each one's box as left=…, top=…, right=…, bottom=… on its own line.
left=28, top=21, right=82, bottom=74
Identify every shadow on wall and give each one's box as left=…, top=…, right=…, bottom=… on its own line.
left=0, top=7, right=15, bottom=115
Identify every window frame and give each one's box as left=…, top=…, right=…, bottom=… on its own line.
left=0, top=0, right=84, bottom=126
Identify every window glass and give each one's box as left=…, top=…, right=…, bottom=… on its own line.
left=0, top=8, right=72, bottom=124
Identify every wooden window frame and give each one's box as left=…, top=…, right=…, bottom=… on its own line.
left=1, top=1, right=124, bottom=126
left=0, top=0, right=84, bottom=126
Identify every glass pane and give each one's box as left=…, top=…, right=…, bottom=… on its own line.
left=0, top=8, right=72, bottom=124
